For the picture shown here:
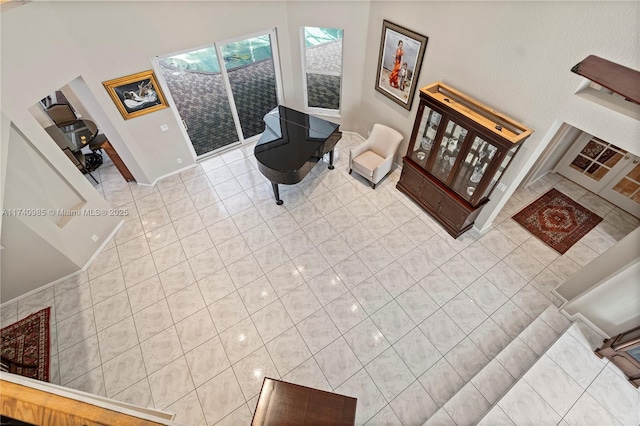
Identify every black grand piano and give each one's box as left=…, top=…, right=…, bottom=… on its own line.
left=255, top=106, right=341, bottom=205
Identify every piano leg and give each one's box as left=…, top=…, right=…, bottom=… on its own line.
left=271, top=182, right=284, bottom=205
left=328, top=148, right=335, bottom=170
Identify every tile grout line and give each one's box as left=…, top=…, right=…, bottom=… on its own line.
left=38, top=140, right=639, bottom=424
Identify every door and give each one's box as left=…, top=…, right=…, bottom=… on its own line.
left=599, top=160, right=640, bottom=217
left=218, top=32, right=281, bottom=141
left=557, top=131, right=639, bottom=218
left=154, top=29, right=283, bottom=158
left=556, top=132, right=630, bottom=193
left=156, top=45, right=240, bottom=157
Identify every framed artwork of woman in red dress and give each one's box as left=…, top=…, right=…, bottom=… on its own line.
left=375, top=20, right=428, bottom=110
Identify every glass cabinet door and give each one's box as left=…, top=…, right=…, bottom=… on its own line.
left=480, top=144, right=518, bottom=200
left=431, top=119, right=468, bottom=183
left=450, top=136, right=498, bottom=202
left=410, top=107, right=442, bottom=168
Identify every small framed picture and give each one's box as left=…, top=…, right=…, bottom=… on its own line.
left=103, top=70, right=168, bottom=120
left=375, top=20, right=428, bottom=110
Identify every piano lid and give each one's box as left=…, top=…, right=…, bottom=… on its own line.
left=255, top=106, right=339, bottom=173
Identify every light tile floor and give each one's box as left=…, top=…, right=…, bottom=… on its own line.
left=2, top=133, right=638, bottom=425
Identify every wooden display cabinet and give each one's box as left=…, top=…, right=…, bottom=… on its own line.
left=397, top=82, right=533, bottom=237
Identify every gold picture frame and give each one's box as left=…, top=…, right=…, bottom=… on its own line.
left=103, top=70, right=168, bottom=120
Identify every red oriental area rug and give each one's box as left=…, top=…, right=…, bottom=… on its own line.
left=0, top=307, right=50, bottom=382
left=512, top=188, right=603, bottom=254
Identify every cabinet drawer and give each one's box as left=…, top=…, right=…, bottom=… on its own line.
left=438, top=196, right=468, bottom=229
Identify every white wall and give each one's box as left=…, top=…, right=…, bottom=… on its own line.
left=523, top=124, right=581, bottom=185
left=556, top=227, right=640, bottom=336
left=562, top=260, right=640, bottom=337
left=355, top=1, right=639, bottom=230
left=283, top=1, right=371, bottom=129
left=1, top=217, right=78, bottom=302
left=0, top=1, right=144, bottom=257
left=0, top=122, right=120, bottom=302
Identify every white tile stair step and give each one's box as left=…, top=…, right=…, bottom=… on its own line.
left=422, top=305, right=572, bottom=426
left=477, top=319, right=640, bottom=426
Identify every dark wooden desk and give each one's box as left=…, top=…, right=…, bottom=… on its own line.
left=252, top=378, right=357, bottom=426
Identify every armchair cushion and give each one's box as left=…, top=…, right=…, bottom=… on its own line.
left=352, top=151, right=385, bottom=177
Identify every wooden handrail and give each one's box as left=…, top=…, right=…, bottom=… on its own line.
left=0, top=379, right=165, bottom=426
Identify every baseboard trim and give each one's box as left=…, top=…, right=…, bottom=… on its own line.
left=0, top=220, right=125, bottom=308
left=137, top=164, right=197, bottom=187
left=341, top=130, right=365, bottom=141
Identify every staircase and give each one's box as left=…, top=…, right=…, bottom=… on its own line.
left=423, top=306, right=640, bottom=425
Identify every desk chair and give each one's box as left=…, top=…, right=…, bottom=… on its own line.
left=45, top=103, right=79, bottom=127
left=88, top=133, right=107, bottom=162
left=63, top=148, right=99, bottom=184
left=349, top=124, right=403, bottom=189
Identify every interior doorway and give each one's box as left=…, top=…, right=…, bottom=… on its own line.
left=154, top=29, right=283, bottom=158
left=555, top=131, right=640, bottom=218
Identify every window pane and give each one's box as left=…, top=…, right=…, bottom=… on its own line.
left=159, top=49, right=238, bottom=156
left=221, top=35, right=273, bottom=71
left=305, top=28, right=343, bottom=72
left=304, top=27, right=343, bottom=47
left=221, top=35, right=279, bottom=139
left=306, top=74, right=340, bottom=110
left=304, top=27, right=343, bottom=111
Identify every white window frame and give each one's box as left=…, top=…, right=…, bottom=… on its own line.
left=301, top=26, right=343, bottom=117
left=152, top=28, right=284, bottom=159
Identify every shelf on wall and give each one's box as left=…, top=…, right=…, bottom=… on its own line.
left=571, top=55, right=640, bottom=105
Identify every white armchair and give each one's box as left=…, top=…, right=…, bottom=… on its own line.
left=349, top=124, right=403, bottom=189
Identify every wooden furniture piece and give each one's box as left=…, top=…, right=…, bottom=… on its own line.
left=396, top=82, right=533, bottom=237
left=252, top=378, right=357, bottom=426
left=63, top=148, right=99, bottom=184
left=595, top=325, right=640, bottom=388
left=45, top=103, right=79, bottom=127
left=0, top=379, right=165, bottom=425
left=571, top=55, right=640, bottom=105
left=45, top=120, right=98, bottom=153
left=97, top=137, right=135, bottom=182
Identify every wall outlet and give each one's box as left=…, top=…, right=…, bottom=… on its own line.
left=497, top=182, right=508, bottom=192
left=176, top=158, right=182, bottom=164
left=91, top=234, right=99, bottom=242
left=160, top=124, right=169, bottom=132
